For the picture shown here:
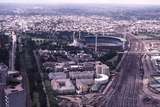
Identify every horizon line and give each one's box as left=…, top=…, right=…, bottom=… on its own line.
left=0, top=2, right=160, bottom=6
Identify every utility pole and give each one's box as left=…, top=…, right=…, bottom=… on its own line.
left=102, top=22, right=105, bottom=36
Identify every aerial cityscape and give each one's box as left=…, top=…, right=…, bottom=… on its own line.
left=0, top=0, right=160, bottom=107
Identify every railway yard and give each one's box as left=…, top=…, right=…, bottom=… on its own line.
left=79, top=35, right=160, bottom=107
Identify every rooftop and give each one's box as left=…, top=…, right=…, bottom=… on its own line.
left=48, top=72, right=66, bottom=80
left=51, top=79, right=75, bottom=93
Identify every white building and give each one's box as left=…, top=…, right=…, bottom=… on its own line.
left=48, top=72, right=66, bottom=80
left=69, top=71, right=94, bottom=79
left=96, top=61, right=110, bottom=76
left=95, top=74, right=109, bottom=85
left=51, top=79, right=75, bottom=94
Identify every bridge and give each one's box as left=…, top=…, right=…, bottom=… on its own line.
left=117, top=51, right=160, bottom=54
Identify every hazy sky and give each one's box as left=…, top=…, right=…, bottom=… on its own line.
left=1, top=0, right=160, bottom=5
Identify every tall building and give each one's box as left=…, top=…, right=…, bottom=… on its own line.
left=96, top=61, right=110, bottom=76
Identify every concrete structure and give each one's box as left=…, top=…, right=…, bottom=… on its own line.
left=91, top=84, right=101, bottom=92
left=69, top=71, right=95, bottom=79
left=0, top=63, right=8, bottom=107
left=55, top=63, right=65, bottom=69
left=0, top=63, right=8, bottom=85
left=51, top=79, right=75, bottom=94
left=48, top=72, right=66, bottom=80
left=96, top=62, right=110, bottom=76
left=5, top=85, right=26, bottom=107
left=76, top=79, right=94, bottom=94
left=151, top=55, right=160, bottom=66
left=95, top=74, right=109, bottom=85
left=5, top=71, right=26, bottom=107
left=69, top=32, right=83, bottom=47
left=85, top=35, right=127, bottom=51
left=67, top=62, right=95, bottom=71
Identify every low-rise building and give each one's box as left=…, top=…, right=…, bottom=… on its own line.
left=69, top=71, right=95, bottom=79
left=51, top=79, right=75, bottom=94
left=0, top=63, right=8, bottom=107
left=76, top=79, right=94, bottom=94
left=48, top=72, right=67, bottom=80
left=5, top=71, right=26, bottom=107
left=95, top=74, right=109, bottom=85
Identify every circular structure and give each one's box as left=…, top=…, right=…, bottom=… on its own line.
left=95, top=74, right=109, bottom=84
left=85, top=35, right=127, bottom=51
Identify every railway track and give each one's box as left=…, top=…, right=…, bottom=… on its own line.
left=103, top=39, right=144, bottom=107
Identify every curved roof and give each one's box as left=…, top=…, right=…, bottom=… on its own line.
left=95, top=74, right=109, bottom=84
left=85, top=35, right=126, bottom=43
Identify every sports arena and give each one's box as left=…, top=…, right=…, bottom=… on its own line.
left=84, top=35, right=127, bottom=52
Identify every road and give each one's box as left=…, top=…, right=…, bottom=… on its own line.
left=9, top=31, right=33, bottom=107
left=33, top=51, right=50, bottom=107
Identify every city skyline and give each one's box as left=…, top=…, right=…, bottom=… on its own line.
left=0, top=0, right=160, bottom=5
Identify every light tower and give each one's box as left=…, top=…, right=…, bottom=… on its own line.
left=11, top=31, right=17, bottom=71
left=73, top=31, right=76, bottom=43
left=102, top=22, right=105, bottom=36
left=95, top=33, right=98, bottom=53
left=78, top=30, right=81, bottom=40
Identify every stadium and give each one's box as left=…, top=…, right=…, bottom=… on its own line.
left=84, top=35, right=127, bottom=52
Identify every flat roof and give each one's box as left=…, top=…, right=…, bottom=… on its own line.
left=51, top=79, right=75, bottom=91
left=5, top=84, right=24, bottom=95
left=76, top=79, right=94, bottom=86
left=48, top=72, right=66, bottom=80
left=151, top=56, right=160, bottom=60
